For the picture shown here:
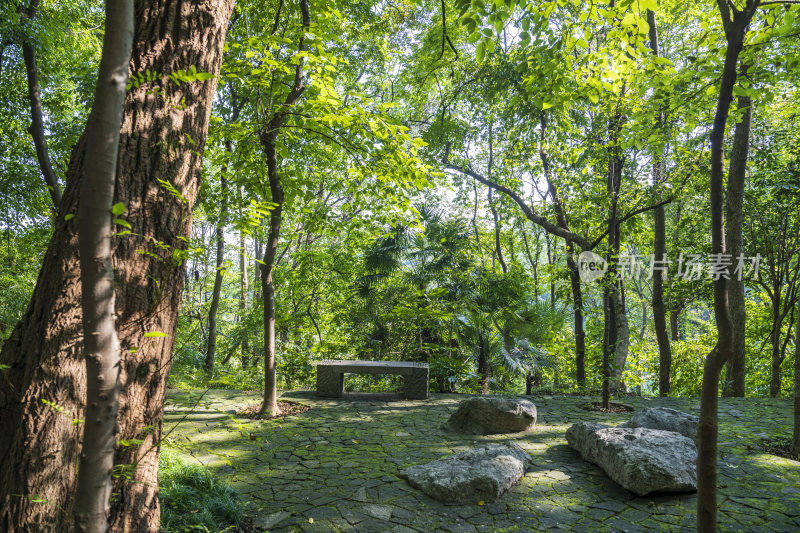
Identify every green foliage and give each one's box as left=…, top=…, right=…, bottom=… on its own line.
left=159, top=447, right=243, bottom=533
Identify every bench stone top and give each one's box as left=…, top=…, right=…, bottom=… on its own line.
left=317, top=360, right=428, bottom=369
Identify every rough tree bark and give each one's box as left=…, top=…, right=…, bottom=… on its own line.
left=73, top=0, right=133, bottom=530
left=258, top=0, right=310, bottom=417
left=723, top=91, right=752, bottom=397
left=697, top=2, right=758, bottom=530
left=647, top=9, right=673, bottom=397
left=0, top=1, right=234, bottom=530
left=20, top=0, right=63, bottom=207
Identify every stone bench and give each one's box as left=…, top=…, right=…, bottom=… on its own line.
left=316, top=360, right=429, bottom=400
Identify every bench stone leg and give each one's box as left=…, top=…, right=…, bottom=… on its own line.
left=317, top=367, right=343, bottom=397
left=403, top=368, right=429, bottom=400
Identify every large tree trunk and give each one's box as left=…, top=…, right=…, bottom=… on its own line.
left=697, top=3, right=757, bottom=530
left=0, top=1, right=234, bottom=530
left=723, top=93, right=752, bottom=397
left=73, top=0, right=133, bottom=530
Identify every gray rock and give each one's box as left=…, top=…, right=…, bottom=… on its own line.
left=620, top=407, right=698, bottom=440
left=566, top=422, right=697, bottom=496
left=445, top=397, right=537, bottom=434
left=399, top=444, right=531, bottom=504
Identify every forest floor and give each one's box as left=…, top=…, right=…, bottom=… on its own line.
left=164, top=390, right=800, bottom=532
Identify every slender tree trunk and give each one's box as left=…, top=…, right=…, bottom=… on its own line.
left=770, top=294, right=783, bottom=397
left=258, top=0, right=310, bottom=417
left=73, top=1, right=133, bottom=530
left=471, top=181, right=485, bottom=266
left=205, top=173, right=227, bottom=375
left=0, top=1, right=234, bottom=530
left=521, top=225, right=540, bottom=300
left=647, top=10, right=673, bottom=397
left=240, top=220, right=250, bottom=365
left=538, top=116, right=585, bottom=386
left=723, top=92, right=752, bottom=397
left=20, top=0, right=63, bottom=208
left=697, top=4, right=757, bottom=530
left=611, top=283, right=629, bottom=392
left=478, top=338, right=489, bottom=394
left=567, top=246, right=586, bottom=387
left=602, top=283, right=614, bottom=409
left=546, top=233, right=556, bottom=307
left=792, top=298, right=800, bottom=457
left=490, top=191, right=507, bottom=273
left=259, top=143, right=284, bottom=417
left=605, top=113, right=625, bottom=398
left=670, top=308, right=681, bottom=341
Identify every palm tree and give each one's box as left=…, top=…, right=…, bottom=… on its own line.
left=456, top=268, right=567, bottom=394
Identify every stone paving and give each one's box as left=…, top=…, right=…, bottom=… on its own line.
left=163, top=390, right=800, bottom=532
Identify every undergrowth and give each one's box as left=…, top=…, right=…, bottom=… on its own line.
left=159, top=446, right=243, bottom=532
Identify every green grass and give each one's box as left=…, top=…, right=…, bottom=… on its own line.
left=159, top=446, right=243, bottom=532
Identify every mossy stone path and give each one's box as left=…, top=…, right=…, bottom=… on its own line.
left=164, top=391, right=800, bottom=532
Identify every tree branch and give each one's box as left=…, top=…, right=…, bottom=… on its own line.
left=444, top=163, right=590, bottom=249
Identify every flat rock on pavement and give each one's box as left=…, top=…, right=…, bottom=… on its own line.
left=566, top=422, right=697, bottom=496
left=399, top=444, right=531, bottom=504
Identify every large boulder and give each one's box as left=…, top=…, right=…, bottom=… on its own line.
left=566, top=422, right=697, bottom=496
left=399, top=444, right=531, bottom=504
left=620, top=407, right=698, bottom=441
left=445, top=397, right=537, bottom=434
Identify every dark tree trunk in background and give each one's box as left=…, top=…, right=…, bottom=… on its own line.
left=723, top=92, right=752, bottom=397
left=478, top=338, right=490, bottom=394
left=0, top=1, right=234, bottom=530
left=240, top=218, right=250, bottom=365
left=567, top=248, right=586, bottom=387
left=489, top=189, right=507, bottom=273
left=647, top=9, right=673, bottom=397
left=539, top=115, right=586, bottom=387
left=670, top=308, right=681, bottom=341
left=205, top=172, right=227, bottom=375
left=73, top=0, right=133, bottom=529
left=769, top=290, right=784, bottom=397
left=697, top=3, right=758, bottom=530
left=20, top=0, right=63, bottom=207
left=792, top=298, right=800, bottom=458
